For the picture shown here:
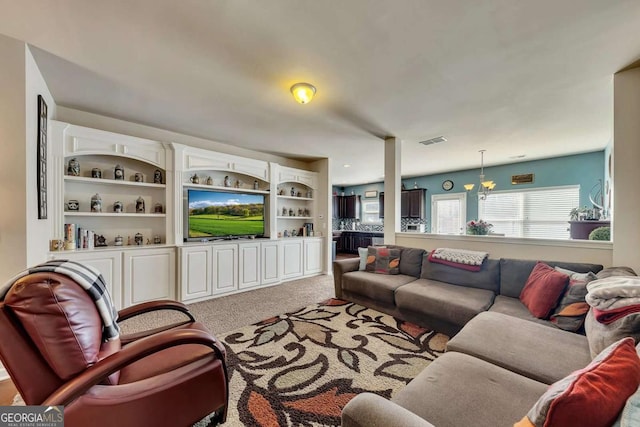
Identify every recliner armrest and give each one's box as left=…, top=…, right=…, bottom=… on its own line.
left=342, top=393, right=435, bottom=427
left=118, top=300, right=195, bottom=322
left=43, top=328, right=227, bottom=407
left=333, top=258, right=360, bottom=298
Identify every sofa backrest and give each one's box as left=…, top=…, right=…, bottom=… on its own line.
left=420, top=257, right=501, bottom=292
left=386, top=245, right=426, bottom=278
left=499, top=258, right=604, bottom=298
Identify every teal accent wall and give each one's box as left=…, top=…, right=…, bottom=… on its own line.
left=337, top=151, right=605, bottom=230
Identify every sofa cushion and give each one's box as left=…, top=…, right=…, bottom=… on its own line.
left=341, top=271, right=415, bottom=305
left=420, top=257, right=500, bottom=293
left=397, top=247, right=426, bottom=278
left=489, top=295, right=557, bottom=328
left=447, top=312, right=592, bottom=384
left=516, top=337, right=640, bottom=427
left=499, top=258, right=603, bottom=298
left=393, top=352, right=548, bottom=427
left=395, top=279, right=495, bottom=327
left=584, top=309, right=640, bottom=358
left=365, top=247, right=400, bottom=275
left=357, top=247, right=368, bottom=270
left=519, top=262, right=569, bottom=319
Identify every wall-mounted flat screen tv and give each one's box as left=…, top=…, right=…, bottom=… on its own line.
left=186, top=189, right=265, bottom=240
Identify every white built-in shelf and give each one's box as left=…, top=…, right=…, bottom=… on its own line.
left=64, top=212, right=166, bottom=218
left=277, top=195, right=313, bottom=201
left=277, top=216, right=313, bottom=220
left=183, top=183, right=270, bottom=194
left=65, top=176, right=166, bottom=189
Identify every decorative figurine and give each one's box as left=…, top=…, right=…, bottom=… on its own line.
left=146, top=238, right=151, bottom=245
left=206, top=176, right=213, bottom=185
left=291, top=229, right=298, bottom=237
left=114, top=164, right=124, bottom=180
left=282, top=207, right=287, bottom=216
left=67, top=158, right=80, bottom=176
left=306, top=190, right=313, bottom=198
left=278, top=188, right=285, bottom=195
left=297, top=191, right=302, bottom=197
left=298, top=208, right=303, bottom=216
left=154, top=203, right=163, bottom=213
left=224, top=176, right=231, bottom=187
left=91, top=194, right=102, bottom=212
left=91, top=168, right=102, bottom=179
left=190, top=173, right=200, bottom=184
left=134, top=233, right=143, bottom=245
left=235, top=179, right=241, bottom=188
left=154, top=169, right=163, bottom=184
left=254, top=180, right=259, bottom=190
left=153, top=235, right=161, bottom=244
left=289, top=208, right=294, bottom=217
left=66, top=199, right=79, bottom=211
left=135, top=173, right=144, bottom=182
left=136, top=196, right=145, bottom=213
left=291, top=187, right=295, bottom=196
left=95, top=235, right=108, bottom=247
left=113, top=201, right=123, bottom=213
left=114, top=235, right=123, bottom=246
left=283, top=230, right=290, bottom=237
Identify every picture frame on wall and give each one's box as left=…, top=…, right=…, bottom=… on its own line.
left=37, top=95, right=48, bottom=219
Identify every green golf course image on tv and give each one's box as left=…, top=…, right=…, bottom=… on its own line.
left=187, top=189, right=265, bottom=239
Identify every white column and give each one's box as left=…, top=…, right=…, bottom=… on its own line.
left=384, top=137, right=402, bottom=244
left=612, top=66, right=640, bottom=272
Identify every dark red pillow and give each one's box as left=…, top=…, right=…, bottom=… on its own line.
left=520, top=262, right=569, bottom=319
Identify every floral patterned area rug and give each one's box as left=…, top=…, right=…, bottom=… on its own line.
left=220, top=298, right=449, bottom=426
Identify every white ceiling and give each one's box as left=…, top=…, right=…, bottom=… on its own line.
left=1, top=1, right=639, bottom=186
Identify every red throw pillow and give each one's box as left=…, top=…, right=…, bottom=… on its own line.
left=519, top=262, right=569, bottom=319
left=514, top=337, right=640, bottom=427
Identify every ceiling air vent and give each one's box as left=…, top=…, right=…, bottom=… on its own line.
left=419, top=136, right=447, bottom=146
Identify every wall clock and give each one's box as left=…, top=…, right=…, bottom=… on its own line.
left=442, top=180, right=454, bottom=191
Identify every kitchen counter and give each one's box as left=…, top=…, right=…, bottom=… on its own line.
left=334, top=231, right=384, bottom=254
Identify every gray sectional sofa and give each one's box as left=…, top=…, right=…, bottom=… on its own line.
left=333, top=245, right=602, bottom=336
left=334, top=246, right=613, bottom=427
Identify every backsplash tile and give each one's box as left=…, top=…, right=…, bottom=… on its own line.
left=333, top=218, right=428, bottom=233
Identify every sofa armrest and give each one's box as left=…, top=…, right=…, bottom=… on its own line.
left=342, top=393, right=435, bottom=427
left=333, top=258, right=360, bottom=298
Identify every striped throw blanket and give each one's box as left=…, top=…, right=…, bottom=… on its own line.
left=431, top=248, right=488, bottom=266
left=0, top=260, right=120, bottom=341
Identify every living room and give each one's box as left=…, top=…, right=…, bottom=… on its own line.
left=1, top=2, right=640, bottom=426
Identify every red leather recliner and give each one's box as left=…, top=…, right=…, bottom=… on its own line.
left=0, top=271, right=228, bottom=426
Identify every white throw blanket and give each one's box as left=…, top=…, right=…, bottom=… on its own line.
left=586, top=276, right=640, bottom=311
left=431, top=248, right=488, bottom=266
left=0, top=259, right=120, bottom=341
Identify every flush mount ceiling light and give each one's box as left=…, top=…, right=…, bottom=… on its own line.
left=290, top=82, right=316, bottom=104
left=343, top=164, right=351, bottom=168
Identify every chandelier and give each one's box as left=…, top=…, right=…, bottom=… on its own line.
left=464, top=149, right=496, bottom=200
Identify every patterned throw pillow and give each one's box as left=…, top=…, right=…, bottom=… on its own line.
left=365, top=246, right=400, bottom=275
left=550, top=267, right=597, bottom=332
left=519, top=262, right=569, bottom=319
left=514, top=337, right=640, bottom=427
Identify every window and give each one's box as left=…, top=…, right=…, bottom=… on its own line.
left=432, top=193, right=467, bottom=234
left=362, top=200, right=381, bottom=224
left=478, top=185, right=579, bottom=239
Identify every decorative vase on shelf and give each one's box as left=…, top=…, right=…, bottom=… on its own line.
left=90, top=194, right=102, bottom=212
left=67, top=158, right=80, bottom=176
left=153, top=169, right=163, bottom=184
left=136, top=196, right=145, bottom=213
left=114, top=164, right=124, bottom=180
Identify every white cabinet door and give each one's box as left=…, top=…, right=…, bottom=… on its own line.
left=53, top=250, right=123, bottom=309
left=303, top=238, right=323, bottom=276
left=180, top=246, right=212, bottom=301
left=261, top=241, right=281, bottom=285
left=212, top=244, right=238, bottom=295
left=123, top=248, right=176, bottom=307
left=238, top=242, right=261, bottom=290
left=281, top=239, right=303, bottom=280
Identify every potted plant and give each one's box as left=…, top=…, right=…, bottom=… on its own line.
left=467, top=219, right=493, bottom=235
left=588, top=226, right=610, bottom=241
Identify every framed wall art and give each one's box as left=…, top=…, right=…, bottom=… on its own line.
left=37, top=95, right=48, bottom=219
left=364, top=190, right=378, bottom=198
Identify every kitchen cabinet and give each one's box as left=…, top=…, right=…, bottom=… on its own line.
left=401, top=189, right=426, bottom=219
left=333, top=195, right=361, bottom=219
left=338, top=231, right=383, bottom=254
